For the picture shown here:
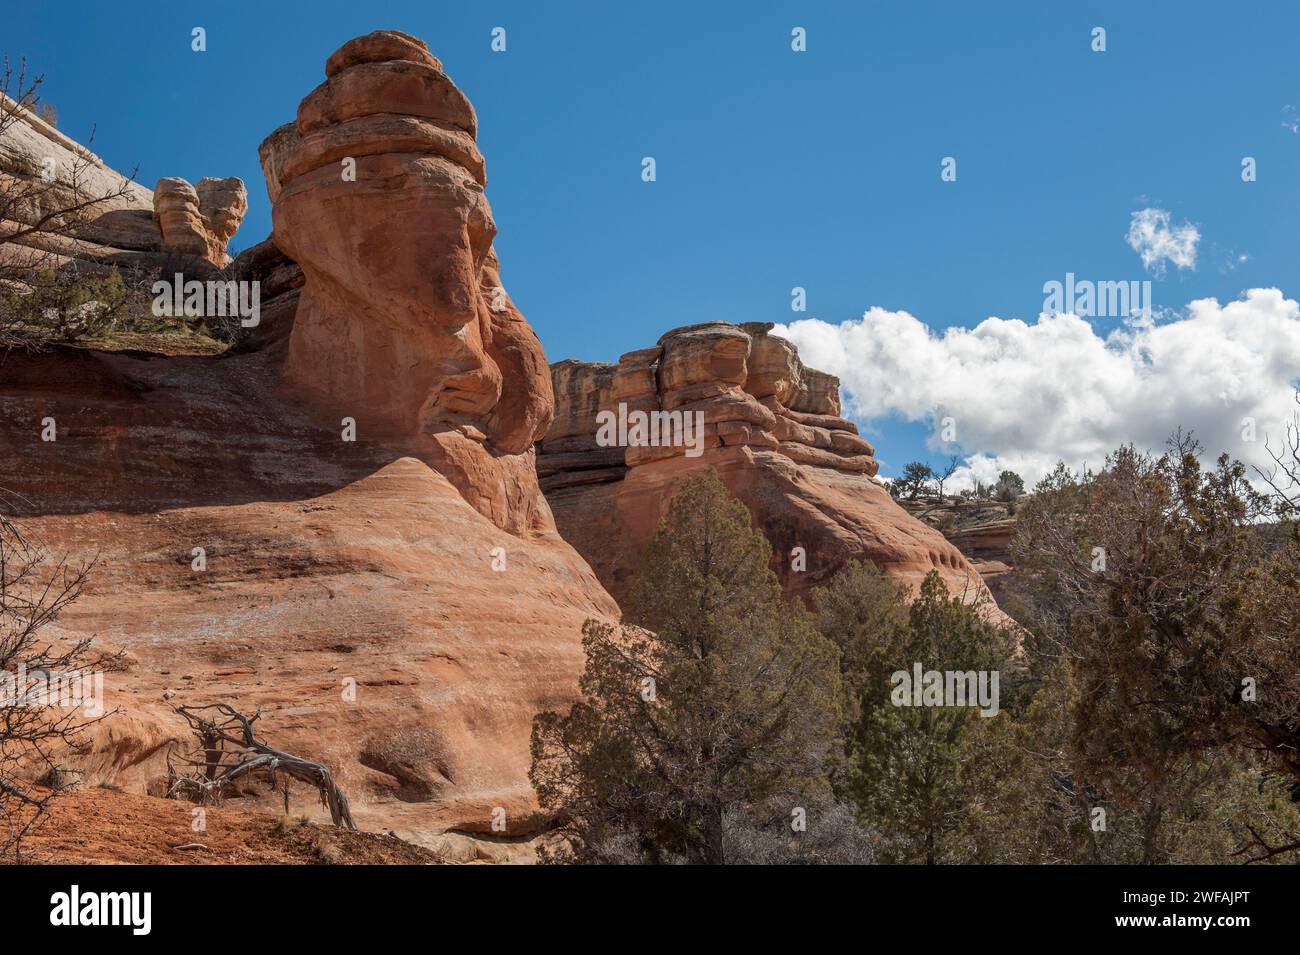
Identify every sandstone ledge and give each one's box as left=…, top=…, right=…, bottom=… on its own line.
left=538, top=321, right=996, bottom=608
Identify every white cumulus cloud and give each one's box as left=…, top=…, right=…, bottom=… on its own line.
left=775, top=288, right=1300, bottom=492
left=1126, top=207, right=1200, bottom=275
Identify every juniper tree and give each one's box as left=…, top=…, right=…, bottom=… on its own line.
left=529, top=469, right=856, bottom=864
left=813, top=568, right=1015, bottom=863
left=808, top=560, right=909, bottom=739
left=993, top=470, right=1024, bottom=502
left=893, top=461, right=935, bottom=501
left=951, top=654, right=1300, bottom=864
left=1007, top=437, right=1300, bottom=861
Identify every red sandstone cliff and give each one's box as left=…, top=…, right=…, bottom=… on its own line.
left=1, top=31, right=1001, bottom=861
left=0, top=31, right=617, bottom=851
left=539, top=321, right=996, bottom=607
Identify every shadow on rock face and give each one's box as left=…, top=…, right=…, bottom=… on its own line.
left=0, top=30, right=615, bottom=846
left=0, top=343, right=554, bottom=537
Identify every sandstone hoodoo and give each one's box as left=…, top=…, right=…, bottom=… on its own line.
left=0, top=32, right=617, bottom=853
left=539, top=321, right=995, bottom=605
left=259, top=31, right=552, bottom=456
left=152, top=176, right=248, bottom=268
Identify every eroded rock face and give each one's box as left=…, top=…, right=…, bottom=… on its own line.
left=152, top=174, right=245, bottom=265
left=0, top=32, right=618, bottom=850
left=0, top=345, right=616, bottom=844
left=540, top=321, right=994, bottom=606
left=152, top=178, right=206, bottom=257
left=259, top=30, right=551, bottom=454
left=197, top=177, right=248, bottom=265
left=154, top=176, right=249, bottom=267
left=939, top=515, right=1017, bottom=603
left=0, top=91, right=155, bottom=274
left=0, top=93, right=246, bottom=276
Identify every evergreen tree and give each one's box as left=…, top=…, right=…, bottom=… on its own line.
left=894, top=461, right=935, bottom=501
left=815, top=568, right=1015, bottom=863
left=993, top=470, right=1024, bottom=502
left=530, top=470, right=854, bottom=863
left=1003, top=438, right=1300, bottom=862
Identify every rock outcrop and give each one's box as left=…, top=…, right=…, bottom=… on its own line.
left=153, top=176, right=248, bottom=267
left=0, top=93, right=245, bottom=277
left=258, top=30, right=551, bottom=456
left=0, top=32, right=616, bottom=849
left=0, top=91, right=155, bottom=275
left=899, top=496, right=1019, bottom=604
left=940, top=514, right=1016, bottom=602
left=540, top=321, right=995, bottom=605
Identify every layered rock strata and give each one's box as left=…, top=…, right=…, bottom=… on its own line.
left=540, top=321, right=994, bottom=605
left=0, top=32, right=617, bottom=849
left=0, top=94, right=246, bottom=277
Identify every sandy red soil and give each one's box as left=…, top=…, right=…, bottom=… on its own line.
left=15, top=786, right=443, bottom=865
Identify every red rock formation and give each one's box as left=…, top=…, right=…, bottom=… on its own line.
left=153, top=176, right=248, bottom=267
left=0, top=92, right=246, bottom=276
left=942, top=515, right=1017, bottom=602
left=227, top=236, right=304, bottom=352
left=540, top=321, right=995, bottom=606
left=258, top=30, right=551, bottom=459
left=0, top=32, right=616, bottom=850
left=195, top=177, right=248, bottom=261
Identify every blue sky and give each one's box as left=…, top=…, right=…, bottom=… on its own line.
left=8, top=1, right=1298, bottom=480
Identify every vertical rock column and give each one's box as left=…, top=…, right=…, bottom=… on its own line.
left=258, top=30, right=553, bottom=452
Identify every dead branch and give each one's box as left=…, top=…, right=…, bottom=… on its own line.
left=1231, top=823, right=1300, bottom=864
left=1254, top=391, right=1300, bottom=516
left=166, top=703, right=356, bottom=829
left=0, top=506, right=107, bottom=860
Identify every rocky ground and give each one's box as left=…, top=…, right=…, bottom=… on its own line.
left=20, top=786, right=445, bottom=865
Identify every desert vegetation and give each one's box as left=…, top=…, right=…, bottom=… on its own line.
left=888, top=459, right=1025, bottom=505
left=0, top=263, right=232, bottom=354
left=530, top=471, right=865, bottom=863
left=0, top=59, right=229, bottom=355
left=0, top=510, right=115, bottom=860
left=1002, top=435, right=1300, bottom=862
left=532, top=431, right=1300, bottom=863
